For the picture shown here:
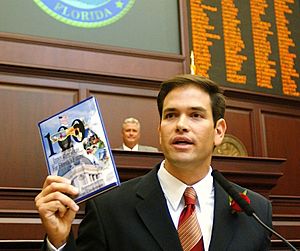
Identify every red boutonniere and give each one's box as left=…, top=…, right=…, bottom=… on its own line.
left=229, top=190, right=250, bottom=214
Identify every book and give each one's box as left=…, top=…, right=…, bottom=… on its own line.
left=38, top=96, right=120, bottom=204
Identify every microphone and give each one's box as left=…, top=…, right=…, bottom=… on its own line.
left=211, top=169, right=298, bottom=251
left=212, top=169, right=254, bottom=216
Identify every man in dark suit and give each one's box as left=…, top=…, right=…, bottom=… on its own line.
left=35, top=74, right=272, bottom=250
left=116, top=117, right=159, bottom=152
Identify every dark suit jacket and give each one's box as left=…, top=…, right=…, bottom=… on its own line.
left=48, top=164, right=272, bottom=251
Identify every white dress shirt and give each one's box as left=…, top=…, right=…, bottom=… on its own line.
left=47, top=238, right=64, bottom=251
left=122, top=143, right=139, bottom=151
left=157, top=161, right=215, bottom=251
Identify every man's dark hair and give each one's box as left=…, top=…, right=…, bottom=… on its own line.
left=157, top=74, right=226, bottom=127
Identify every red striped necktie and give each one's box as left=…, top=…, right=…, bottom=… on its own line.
left=178, top=187, right=204, bottom=251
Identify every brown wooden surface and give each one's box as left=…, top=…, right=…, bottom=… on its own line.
left=0, top=32, right=185, bottom=82
left=1, top=2, right=300, bottom=247
left=224, top=88, right=300, bottom=198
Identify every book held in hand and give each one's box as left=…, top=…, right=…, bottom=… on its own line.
left=38, top=96, right=120, bottom=203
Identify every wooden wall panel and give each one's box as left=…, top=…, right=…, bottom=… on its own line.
left=271, top=196, right=300, bottom=215
left=262, top=111, right=300, bottom=196
left=92, top=92, right=160, bottom=150
left=0, top=33, right=185, bottom=82
left=0, top=81, right=79, bottom=188
left=224, top=106, right=254, bottom=155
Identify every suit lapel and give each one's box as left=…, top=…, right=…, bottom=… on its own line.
left=135, top=166, right=183, bottom=251
left=209, top=180, right=238, bottom=251
left=134, top=166, right=242, bottom=250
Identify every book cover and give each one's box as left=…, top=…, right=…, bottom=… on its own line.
left=38, top=96, right=120, bottom=203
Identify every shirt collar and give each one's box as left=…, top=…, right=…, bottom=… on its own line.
left=123, top=143, right=139, bottom=151
left=158, top=160, right=214, bottom=211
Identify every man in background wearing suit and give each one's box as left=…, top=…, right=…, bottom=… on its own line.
left=35, top=74, right=272, bottom=250
left=118, top=117, right=159, bottom=152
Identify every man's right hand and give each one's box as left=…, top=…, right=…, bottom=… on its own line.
left=35, top=176, right=79, bottom=248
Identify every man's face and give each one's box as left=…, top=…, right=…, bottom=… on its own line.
left=122, top=122, right=141, bottom=148
left=158, top=85, right=225, bottom=170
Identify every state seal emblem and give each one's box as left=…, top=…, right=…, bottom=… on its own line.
left=33, top=0, right=135, bottom=28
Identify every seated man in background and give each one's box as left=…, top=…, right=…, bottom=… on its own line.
left=118, top=117, right=159, bottom=152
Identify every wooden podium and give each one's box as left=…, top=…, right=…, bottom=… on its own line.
left=114, top=150, right=284, bottom=198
